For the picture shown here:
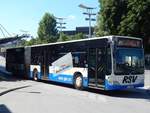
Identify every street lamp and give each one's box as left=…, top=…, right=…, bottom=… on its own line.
left=79, top=4, right=96, bottom=38
left=55, top=17, right=66, bottom=39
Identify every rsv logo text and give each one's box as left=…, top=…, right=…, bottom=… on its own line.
left=122, top=76, right=137, bottom=83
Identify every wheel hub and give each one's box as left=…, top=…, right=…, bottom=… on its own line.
left=76, top=76, right=82, bottom=87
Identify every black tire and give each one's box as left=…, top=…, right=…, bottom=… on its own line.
left=33, top=70, right=38, bottom=81
left=74, top=74, right=83, bottom=90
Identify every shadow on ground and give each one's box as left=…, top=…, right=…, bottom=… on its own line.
left=0, top=85, right=31, bottom=96
left=0, top=104, right=12, bottom=113
left=41, top=80, right=150, bottom=101
left=87, top=87, right=150, bottom=101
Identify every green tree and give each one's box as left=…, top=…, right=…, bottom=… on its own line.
left=96, top=0, right=150, bottom=53
left=71, top=33, right=85, bottom=40
left=118, top=0, right=150, bottom=53
left=57, top=33, right=85, bottom=42
left=119, top=0, right=150, bottom=36
left=37, top=12, right=58, bottom=43
left=96, top=0, right=127, bottom=36
left=20, top=39, right=27, bottom=46
left=57, top=33, right=71, bottom=42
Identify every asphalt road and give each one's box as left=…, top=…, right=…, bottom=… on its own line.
left=0, top=78, right=150, bottom=113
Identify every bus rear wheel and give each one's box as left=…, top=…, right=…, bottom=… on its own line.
left=33, top=70, right=38, bottom=81
left=74, top=74, right=83, bottom=90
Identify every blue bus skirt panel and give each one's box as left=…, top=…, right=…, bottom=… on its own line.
left=48, top=73, right=88, bottom=87
left=83, top=77, right=88, bottom=87
left=48, top=73, right=73, bottom=84
left=105, top=79, right=144, bottom=90
left=29, top=70, right=89, bottom=87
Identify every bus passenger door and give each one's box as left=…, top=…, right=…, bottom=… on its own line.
left=88, top=49, right=97, bottom=85
left=41, top=49, right=48, bottom=80
left=88, top=48, right=105, bottom=88
left=97, top=48, right=105, bottom=86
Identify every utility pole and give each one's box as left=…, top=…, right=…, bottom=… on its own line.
left=56, top=17, right=66, bottom=39
left=79, top=4, right=96, bottom=38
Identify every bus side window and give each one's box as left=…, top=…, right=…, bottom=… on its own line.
left=74, top=56, right=79, bottom=64
left=73, top=55, right=79, bottom=67
left=72, top=53, right=87, bottom=67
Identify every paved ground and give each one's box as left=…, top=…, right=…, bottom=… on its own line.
left=0, top=55, right=150, bottom=113
left=0, top=79, right=150, bottom=113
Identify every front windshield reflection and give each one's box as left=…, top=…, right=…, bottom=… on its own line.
left=114, top=48, right=144, bottom=75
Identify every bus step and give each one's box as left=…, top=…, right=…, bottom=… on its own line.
left=41, top=76, right=49, bottom=81
left=88, top=84, right=105, bottom=90
left=88, top=83, right=96, bottom=87
left=97, top=84, right=105, bottom=88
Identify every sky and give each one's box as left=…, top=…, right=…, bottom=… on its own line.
left=0, top=0, right=99, bottom=38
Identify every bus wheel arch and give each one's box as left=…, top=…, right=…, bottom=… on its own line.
left=73, top=72, right=83, bottom=90
left=33, top=68, right=39, bottom=81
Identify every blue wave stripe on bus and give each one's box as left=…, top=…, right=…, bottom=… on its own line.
left=48, top=73, right=88, bottom=87
left=49, top=73, right=73, bottom=84
left=83, top=77, right=88, bottom=87
left=105, top=80, right=144, bottom=90
left=30, top=71, right=88, bottom=87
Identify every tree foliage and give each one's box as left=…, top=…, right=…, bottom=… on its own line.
left=96, top=0, right=150, bottom=53
left=57, top=33, right=85, bottom=42
left=118, top=0, right=150, bottom=53
left=20, top=37, right=41, bottom=46
left=57, top=33, right=70, bottom=42
left=37, top=12, right=58, bottom=43
left=72, top=33, right=85, bottom=40
left=96, top=0, right=127, bottom=36
left=21, top=12, right=58, bottom=46
left=118, top=0, right=150, bottom=38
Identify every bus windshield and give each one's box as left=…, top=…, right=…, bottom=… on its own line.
left=114, top=48, right=144, bottom=75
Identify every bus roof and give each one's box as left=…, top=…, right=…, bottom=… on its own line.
left=7, top=35, right=142, bottom=49
left=28, top=35, right=142, bottom=48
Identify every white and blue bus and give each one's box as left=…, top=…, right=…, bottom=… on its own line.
left=6, top=36, right=145, bottom=90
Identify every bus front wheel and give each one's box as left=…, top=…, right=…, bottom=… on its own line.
left=74, top=74, right=83, bottom=90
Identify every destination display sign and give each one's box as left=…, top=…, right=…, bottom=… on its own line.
left=117, top=38, right=142, bottom=48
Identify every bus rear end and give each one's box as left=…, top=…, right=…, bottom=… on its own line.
left=105, top=36, right=144, bottom=90
left=6, top=47, right=25, bottom=76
